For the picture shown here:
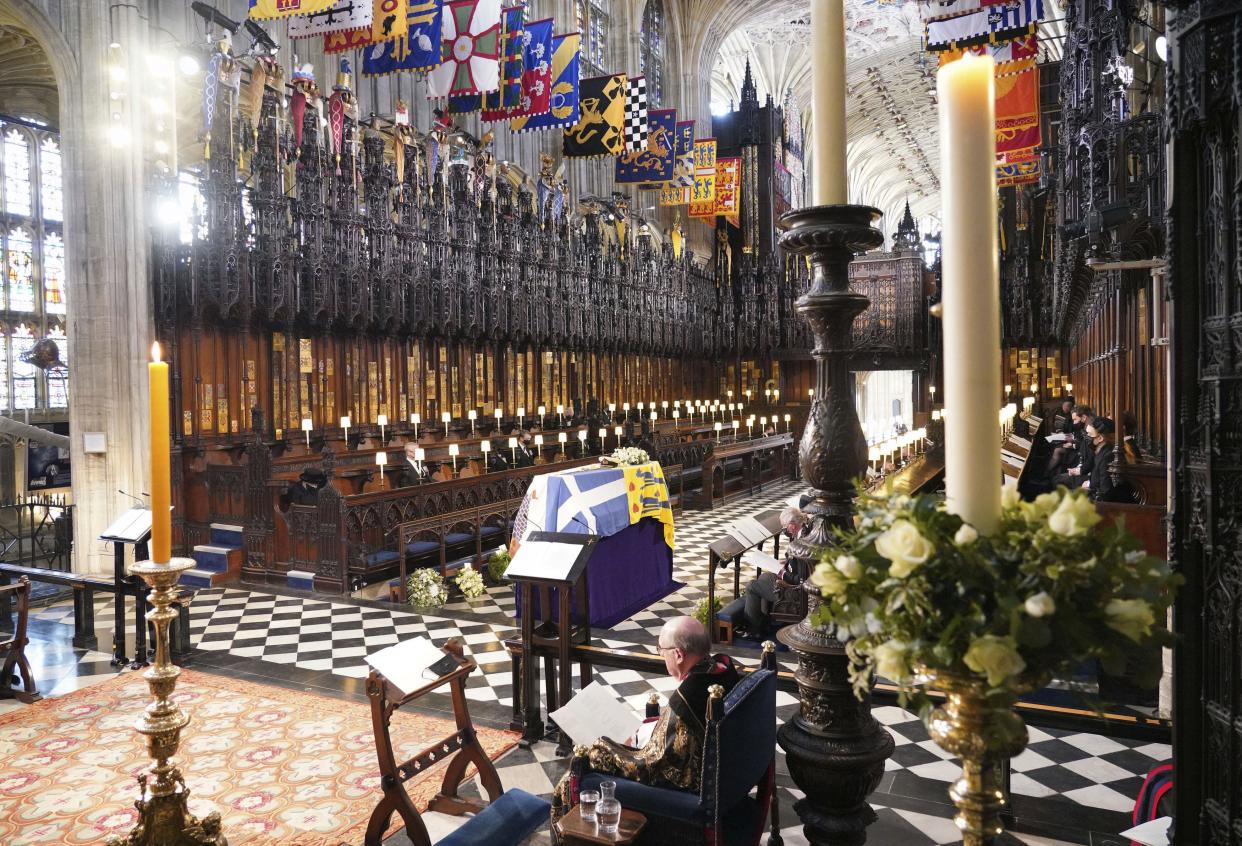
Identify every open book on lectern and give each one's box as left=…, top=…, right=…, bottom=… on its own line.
left=504, top=531, right=597, bottom=585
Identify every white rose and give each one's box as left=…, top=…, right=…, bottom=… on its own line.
left=963, top=635, right=1027, bottom=687
left=874, top=519, right=934, bottom=579
left=1023, top=592, right=1056, bottom=618
left=1104, top=598, right=1155, bottom=642
left=1001, top=479, right=1021, bottom=509
left=834, top=554, right=863, bottom=580
left=1047, top=493, right=1102, bottom=537
left=811, top=562, right=848, bottom=596
left=871, top=640, right=910, bottom=682
left=954, top=524, right=979, bottom=546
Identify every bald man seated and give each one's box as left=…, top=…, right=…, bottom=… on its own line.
left=551, top=616, right=740, bottom=823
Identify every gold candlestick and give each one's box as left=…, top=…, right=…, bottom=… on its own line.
left=107, top=556, right=226, bottom=846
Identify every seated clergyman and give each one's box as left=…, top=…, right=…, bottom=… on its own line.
left=550, top=617, right=740, bottom=822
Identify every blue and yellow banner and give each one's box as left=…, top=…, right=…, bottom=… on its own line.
left=616, top=108, right=676, bottom=184
left=361, top=0, right=442, bottom=76
left=657, top=119, right=695, bottom=204
left=563, top=73, right=626, bottom=157
left=511, top=32, right=580, bottom=132
left=688, top=138, right=718, bottom=218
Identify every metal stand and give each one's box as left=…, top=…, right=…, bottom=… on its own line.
left=775, top=204, right=895, bottom=846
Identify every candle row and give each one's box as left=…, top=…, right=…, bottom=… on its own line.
left=867, top=427, right=930, bottom=468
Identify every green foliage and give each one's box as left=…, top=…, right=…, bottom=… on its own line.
left=810, top=481, right=1182, bottom=711
left=694, top=596, right=724, bottom=630
left=486, top=548, right=511, bottom=583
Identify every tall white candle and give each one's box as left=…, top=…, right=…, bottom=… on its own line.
left=811, top=0, right=848, bottom=205
left=938, top=53, right=1001, bottom=535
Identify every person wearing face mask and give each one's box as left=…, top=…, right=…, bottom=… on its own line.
left=1081, top=417, right=1116, bottom=502
left=513, top=428, right=536, bottom=467
left=398, top=443, right=435, bottom=487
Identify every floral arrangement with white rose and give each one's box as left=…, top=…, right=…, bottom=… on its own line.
left=604, top=447, right=650, bottom=467
left=407, top=567, right=449, bottom=608
left=811, top=481, right=1180, bottom=707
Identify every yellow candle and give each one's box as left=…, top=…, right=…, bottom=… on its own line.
left=938, top=53, right=1001, bottom=535
left=811, top=0, right=848, bottom=205
left=149, top=342, right=171, bottom=563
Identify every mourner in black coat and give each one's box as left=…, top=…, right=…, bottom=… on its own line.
left=281, top=469, right=326, bottom=508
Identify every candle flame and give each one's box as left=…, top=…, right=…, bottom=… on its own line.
left=151, top=341, right=162, bottom=363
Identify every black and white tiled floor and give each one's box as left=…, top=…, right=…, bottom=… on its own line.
left=14, top=479, right=1166, bottom=845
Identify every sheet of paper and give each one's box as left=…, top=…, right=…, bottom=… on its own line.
left=550, top=681, right=643, bottom=746
left=366, top=637, right=449, bottom=695
left=505, top=539, right=585, bottom=581
left=1045, top=433, right=1069, bottom=443
left=1119, top=817, right=1171, bottom=846
left=1002, top=453, right=1025, bottom=469
left=634, top=718, right=658, bottom=748
left=742, top=548, right=783, bottom=574
left=727, top=515, right=770, bottom=548
left=1011, top=436, right=1033, bottom=449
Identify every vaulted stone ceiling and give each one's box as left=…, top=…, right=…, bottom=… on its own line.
left=701, top=0, right=1065, bottom=241
left=0, top=19, right=57, bottom=128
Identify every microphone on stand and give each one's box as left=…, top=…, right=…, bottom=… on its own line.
left=117, top=489, right=149, bottom=508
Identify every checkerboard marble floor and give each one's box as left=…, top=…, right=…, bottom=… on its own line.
left=13, top=479, right=1164, bottom=845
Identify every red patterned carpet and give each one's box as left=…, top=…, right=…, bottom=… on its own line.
left=0, top=669, right=518, bottom=845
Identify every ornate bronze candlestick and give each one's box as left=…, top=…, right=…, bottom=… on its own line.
left=776, top=204, right=893, bottom=846
left=107, top=557, right=226, bottom=846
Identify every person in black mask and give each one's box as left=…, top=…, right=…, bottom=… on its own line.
left=281, top=468, right=326, bottom=508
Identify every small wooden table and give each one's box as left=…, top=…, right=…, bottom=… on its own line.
left=556, top=805, right=647, bottom=845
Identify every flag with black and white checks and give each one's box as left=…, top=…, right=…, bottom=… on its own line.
left=624, top=76, right=648, bottom=152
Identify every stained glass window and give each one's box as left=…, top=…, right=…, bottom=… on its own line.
left=640, top=0, right=665, bottom=107
left=0, top=324, right=9, bottom=412
left=3, top=129, right=31, bottom=217
left=46, top=324, right=67, bottom=408
left=11, top=324, right=36, bottom=410
left=5, top=228, right=34, bottom=312
left=39, top=138, right=62, bottom=222
left=43, top=232, right=65, bottom=315
left=575, top=0, right=610, bottom=76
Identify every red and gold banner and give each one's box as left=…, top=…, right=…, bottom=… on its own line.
left=995, top=62, right=1040, bottom=155
left=325, top=28, right=372, bottom=52
left=713, top=156, right=741, bottom=225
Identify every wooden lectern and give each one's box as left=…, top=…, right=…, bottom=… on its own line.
left=505, top=531, right=596, bottom=753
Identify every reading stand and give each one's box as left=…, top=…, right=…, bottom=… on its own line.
left=99, top=507, right=153, bottom=667
left=505, top=531, right=597, bottom=754
left=364, top=641, right=503, bottom=846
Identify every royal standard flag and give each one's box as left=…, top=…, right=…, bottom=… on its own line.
left=995, top=62, right=1040, bottom=154
left=427, top=0, right=502, bottom=98
left=511, top=32, right=580, bottom=132
left=688, top=138, right=718, bottom=218
left=249, top=0, right=337, bottom=20
left=714, top=156, right=741, bottom=225
left=362, top=0, right=443, bottom=75
left=657, top=119, right=695, bottom=203
left=616, top=108, right=675, bottom=184
left=563, top=73, right=627, bottom=157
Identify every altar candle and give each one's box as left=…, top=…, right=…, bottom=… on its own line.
left=449, top=442, right=459, bottom=473
left=411, top=413, right=420, bottom=440
left=939, top=52, right=1001, bottom=534
left=468, top=409, right=477, bottom=434
left=149, top=343, right=171, bottom=564
left=341, top=415, right=351, bottom=444
left=811, top=0, right=848, bottom=205
left=301, top=417, right=313, bottom=448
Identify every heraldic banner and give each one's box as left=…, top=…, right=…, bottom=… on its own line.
left=510, top=31, right=580, bottom=132
left=563, top=73, right=627, bottom=157
left=688, top=138, right=718, bottom=218
left=362, top=0, right=443, bottom=75
left=616, top=108, right=676, bottom=184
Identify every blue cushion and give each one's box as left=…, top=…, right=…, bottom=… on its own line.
left=480, top=526, right=504, bottom=538
left=445, top=531, right=474, bottom=545
left=364, top=550, right=400, bottom=568
left=580, top=772, right=703, bottom=822
left=716, top=597, right=746, bottom=623
left=405, top=540, right=440, bottom=557
left=436, top=788, right=550, bottom=846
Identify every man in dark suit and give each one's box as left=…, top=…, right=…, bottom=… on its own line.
left=512, top=429, right=536, bottom=467
left=398, top=443, right=434, bottom=487
left=1082, top=417, right=1117, bottom=501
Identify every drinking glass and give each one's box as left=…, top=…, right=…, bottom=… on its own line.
left=596, top=797, right=622, bottom=834
left=578, top=790, right=600, bottom=823
left=599, top=780, right=616, bottom=801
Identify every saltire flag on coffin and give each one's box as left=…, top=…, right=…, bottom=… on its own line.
left=713, top=156, right=741, bottom=225
left=658, top=119, right=695, bottom=204
left=511, top=31, right=580, bottom=132
left=362, top=0, right=443, bottom=75
left=510, top=17, right=554, bottom=119
left=938, top=31, right=1037, bottom=65
left=427, top=0, right=502, bottom=98
left=616, top=108, right=676, bottom=184
left=514, top=463, right=675, bottom=550
left=688, top=138, right=718, bottom=218
left=289, top=0, right=373, bottom=38
left=563, top=73, right=626, bottom=157
left=249, top=0, right=337, bottom=20
left=925, top=0, right=1043, bottom=51
left=995, top=62, right=1040, bottom=154
left=623, top=76, right=648, bottom=152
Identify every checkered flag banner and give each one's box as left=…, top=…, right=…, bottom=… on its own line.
left=624, top=76, right=648, bottom=152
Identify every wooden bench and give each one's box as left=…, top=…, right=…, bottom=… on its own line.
left=0, top=577, right=37, bottom=703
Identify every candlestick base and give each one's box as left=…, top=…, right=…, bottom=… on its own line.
left=107, top=557, right=227, bottom=846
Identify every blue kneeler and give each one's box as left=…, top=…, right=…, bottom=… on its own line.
left=436, top=788, right=549, bottom=846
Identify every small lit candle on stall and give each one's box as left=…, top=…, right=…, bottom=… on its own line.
left=414, top=446, right=426, bottom=472
left=938, top=52, right=1002, bottom=535
left=441, top=412, right=451, bottom=437
left=1065, top=382, right=1073, bottom=395
left=614, top=425, right=623, bottom=445
left=557, top=404, right=565, bottom=426
left=765, top=388, right=772, bottom=404
left=1004, top=384, right=1012, bottom=400
left=341, top=415, right=351, bottom=444
left=377, top=413, right=388, bottom=443
left=760, top=416, right=768, bottom=430
left=508, top=437, right=518, bottom=464
left=467, top=409, right=477, bottom=435
left=534, top=434, right=544, bottom=457
left=537, top=405, right=547, bottom=429
left=608, top=403, right=616, bottom=418
left=727, top=390, right=734, bottom=400
left=731, top=420, right=740, bottom=435
left=929, top=385, right=937, bottom=399
left=784, top=413, right=792, bottom=432
left=558, top=431, right=568, bottom=455
left=661, top=400, right=669, bottom=412
left=650, top=411, right=657, bottom=424
left=495, top=407, right=503, bottom=428
left=578, top=430, right=587, bottom=452
left=301, top=417, right=313, bottom=448
left=449, top=442, right=459, bottom=474
left=149, top=342, right=171, bottom=564
left=638, top=402, right=645, bottom=416
left=774, top=389, right=781, bottom=403
left=598, top=428, right=607, bottom=452
left=480, top=439, right=491, bottom=470
left=517, top=407, right=526, bottom=427
left=376, top=450, right=387, bottom=481
left=622, top=402, right=631, bottom=419
left=932, top=409, right=942, bottom=422
left=808, top=388, right=815, bottom=400
left=411, top=413, right=420, bottom=440
left=714, top=421, right=723, bottom=441
left=673, top=409, right=681, bottom=425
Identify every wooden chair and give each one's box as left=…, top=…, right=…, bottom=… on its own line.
left=0, top=577, right=38, bottom=703
left=364, top=641, right=548, bottom=846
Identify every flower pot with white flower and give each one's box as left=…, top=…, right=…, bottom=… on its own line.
left=808, top=481, right=1180, bottom=846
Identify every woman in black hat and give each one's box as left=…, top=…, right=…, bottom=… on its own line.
left=281, top=468, right=327, bottom=509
